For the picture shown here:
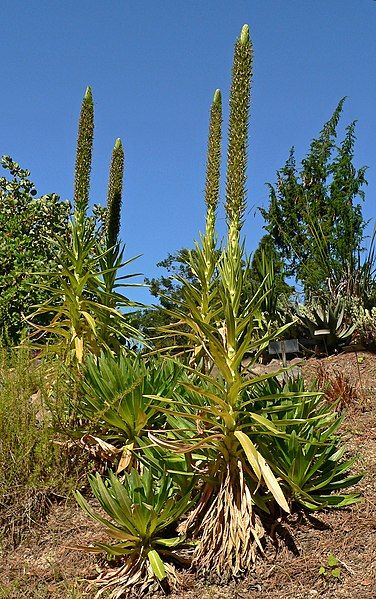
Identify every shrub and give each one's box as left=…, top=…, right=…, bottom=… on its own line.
left=0, top=349, right=77, bottom=547
left=0, top=156, right=70, bottom=346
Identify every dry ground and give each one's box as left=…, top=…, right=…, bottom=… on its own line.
left=1, top=352, right=375, bottom=599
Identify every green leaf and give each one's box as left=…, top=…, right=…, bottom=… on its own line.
left=147, top=549, right=166, bottom=581
left=327, top=553, right=338, bottom=567
left=234, top=430, right=261, bottom=480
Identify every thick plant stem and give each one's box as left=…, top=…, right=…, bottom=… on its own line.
left=225, top=24, right=252, bottom=249
left=205, top=88, right=222, bottom=250
left=106, top=138, right=124, bottom=250
left=74, top=86, right=94, bottom=217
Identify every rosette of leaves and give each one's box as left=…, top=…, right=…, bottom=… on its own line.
left=79, top=350, right=181, bottom=469
left=246, top=376, right=362, bottom=509
left=74, top=468, right=195, bottom=597
left=295, top=296, right=356, bottom=350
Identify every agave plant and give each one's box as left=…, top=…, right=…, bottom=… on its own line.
left=295, top=296, right=355, bottom=350
left=248, top=376, right=362, bottom=510
left=75, top=468, right=195, bottom=597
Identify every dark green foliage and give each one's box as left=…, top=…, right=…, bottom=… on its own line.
left=0, top=156, right=70, bottom=345
left=74, top=86, right=94, bottom=215
left=261, top=99, right=367, bottom=295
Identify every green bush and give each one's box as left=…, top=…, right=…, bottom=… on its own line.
left=0, top=156, right=70, bottom=346
left=0, top=349, right=79, bottom=547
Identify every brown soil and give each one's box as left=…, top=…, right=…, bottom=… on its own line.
left=301, top=350, right=376, bottom=396
left=1, top=352, right=376, bottom=599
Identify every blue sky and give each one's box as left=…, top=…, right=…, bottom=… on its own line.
left=1, top=1, right=375, bottom=303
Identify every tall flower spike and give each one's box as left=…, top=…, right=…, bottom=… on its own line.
left=205, top=89, right=222, bottom=240
left=74, top=86, right=94, bottom=215
left=225, top=24, right=252, bottom=247
left=106, top=138, right=124, bottom=249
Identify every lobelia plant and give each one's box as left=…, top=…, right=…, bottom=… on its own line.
left=28, top=88, right=142, bottom=365
left=147, top=24, right=298, bottom=579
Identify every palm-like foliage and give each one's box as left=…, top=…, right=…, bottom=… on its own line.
left=28, top=215, right=140, bottom=364
left=75, top=468, right=194, bottom=597
left=80, top=351, right=180, bottom=448
left=248, top=376, right=362, bottom=510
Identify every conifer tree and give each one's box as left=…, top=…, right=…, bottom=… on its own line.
left=261, top=100, right=367, bottom=296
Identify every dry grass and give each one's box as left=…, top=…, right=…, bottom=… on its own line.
left=315, top=362, right=361, bottom=409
